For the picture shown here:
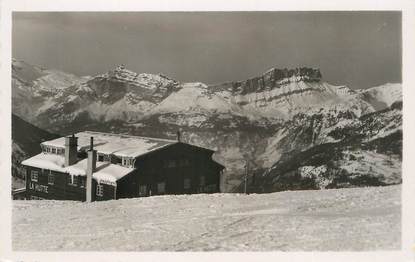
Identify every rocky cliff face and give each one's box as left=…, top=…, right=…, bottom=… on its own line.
left=11, top=59, right=402, bottom=192
left=81, top=65, right=180, bottom=105
left=212, top=67, right=322, bottom=95
left=211, top=67, right=372, bottom=120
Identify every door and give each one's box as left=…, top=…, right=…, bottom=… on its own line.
left=138, top=184, right=147, bottom=197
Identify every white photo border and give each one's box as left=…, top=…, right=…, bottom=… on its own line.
left=1, top=1, right=414, bottom=261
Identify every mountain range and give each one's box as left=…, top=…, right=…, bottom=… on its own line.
left=11, top=58, right=402, bottom=192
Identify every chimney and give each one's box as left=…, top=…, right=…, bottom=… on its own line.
left=65, top=134, right=78, bottom=167
left=86, top=136, right=97, bottom=203
left=177, top=130, right=181, bottom=142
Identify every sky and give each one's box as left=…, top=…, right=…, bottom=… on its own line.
left=12, top=12, right=401, bottom=89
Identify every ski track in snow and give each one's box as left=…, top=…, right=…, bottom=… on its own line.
left=13, top=185, right=400, bottom=251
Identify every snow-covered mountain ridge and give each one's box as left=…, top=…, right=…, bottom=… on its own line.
left=11, top=59, right=402, bottom=192
left=209, top=67, right=373, bottom=119
left=12, top=59, right=399, bottom=127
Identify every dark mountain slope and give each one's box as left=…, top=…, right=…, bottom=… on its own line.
left=12, top=114, right=59, bottom=180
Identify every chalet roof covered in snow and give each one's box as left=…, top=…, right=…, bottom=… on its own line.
left=41, top=131, right=178, bottom=158
left=21, top=153, right=133, bottom=185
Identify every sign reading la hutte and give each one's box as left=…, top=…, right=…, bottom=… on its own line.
left=29, top=182, right=49, bottom=193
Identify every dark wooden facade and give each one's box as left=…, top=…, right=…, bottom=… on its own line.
left=27, top=167, right=92, bottom=201
left=117, top=143, right=223, bottom=198
left=24, top=142, right=224, bottom=201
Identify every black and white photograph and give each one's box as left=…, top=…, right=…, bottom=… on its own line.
left=2, top=1, right=415, bottom=261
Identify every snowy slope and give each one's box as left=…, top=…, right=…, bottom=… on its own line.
left=152, top=82, right=246, bottom=115
left=337, top=150, right=401, bottom=185
left=12, top=58, right=85, bottom=122
left=357, top=83, right=402, bottom=110
left=32, top=64, right=182, bottom=126
left=13, top=185, right=400, bottom=251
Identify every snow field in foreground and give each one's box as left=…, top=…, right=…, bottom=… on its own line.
left=13, top=185, right=400, bottom=251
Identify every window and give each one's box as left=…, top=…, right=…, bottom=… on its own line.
left=139, top=185, right=147, bottom=197
left=98, top=154, right=112, bottom=162
left=52, top=148, right=56, bottom=154
left=79, top=177, right=85, bottom=188
left=157, top=182, right=166, bottom=194
left=121, top=158, right=133, bottom=167
left=68, top=175, right=78, bottom=186
left=168, top=160, right=176, bottom=168
left=48, top=172, right=54, bottom=185
left=184, top=178, right=191, bottom=189
left=180, top=159, right=190, bottom=167
left=46, top=147, right=51, bottom=153
left=30, top=170, right=39, bottom=182
left=104, top=155, right=111, bottom=162
left=122, top=158, right=129, bottom=166
left=163, top=160, right=176, bottom=168
left=96, top=184, right=104, bottom=196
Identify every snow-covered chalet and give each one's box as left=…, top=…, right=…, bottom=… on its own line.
left=22, top=131, right=225, bottom=201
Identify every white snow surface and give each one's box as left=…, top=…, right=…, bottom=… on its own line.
left=339, top=150, right=401, bottom=185
left=13, top=185, right=400, bottom=251
left=32, top=70, right=83, bottom=95
left=152, top=82, right=248, bottom=116
left=66, top=159, right=133, bottom=184
left=82, top=99, right=155, bottom=122
left=298, top=165, right=331, bottom=189
left=41, top=131, right=177, bottom=158
left=21, top=153, right=66, bottom=171
left=358, top=83, right=402, bottom=108
left=21, top=153, right=133, bottom=184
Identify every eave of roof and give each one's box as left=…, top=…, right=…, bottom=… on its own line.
left=21, top=153, right=134, bottom=185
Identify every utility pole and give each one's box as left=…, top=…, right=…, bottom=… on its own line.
left=244, top=160, right=249, bottom=194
